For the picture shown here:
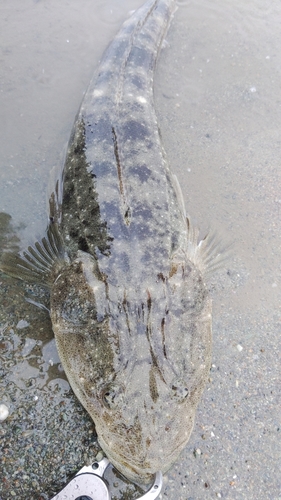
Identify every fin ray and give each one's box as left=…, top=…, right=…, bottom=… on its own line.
left=186, top=218, right=231, bottom=279
left=0, top=222, right=67, bottom=287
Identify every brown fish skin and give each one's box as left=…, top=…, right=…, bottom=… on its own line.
left=0, top=0, right=222, bottom=485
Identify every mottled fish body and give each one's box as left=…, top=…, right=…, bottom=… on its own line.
left=1, top=0, right=222, bottom=485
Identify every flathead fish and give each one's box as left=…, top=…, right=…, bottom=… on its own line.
left=1, top=0, right=223, bottom=485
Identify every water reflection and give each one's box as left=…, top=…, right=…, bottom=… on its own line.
left=0, top=212, right=20, bottom=254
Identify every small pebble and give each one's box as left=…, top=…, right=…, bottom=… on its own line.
left=194, top=448, right=201, bottom=457
left=237, top=344, right=243, bottom=352
left=16, top=319, right=30, bottom=329
left=0, top=403, right=9, bottom=422
left=95, top=451, right=104, bottom=462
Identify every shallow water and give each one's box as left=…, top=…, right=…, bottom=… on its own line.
left=0, top=0, right=280, bottom=499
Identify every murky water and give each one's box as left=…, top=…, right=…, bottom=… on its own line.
left=0, top=1, right=280, bottom=499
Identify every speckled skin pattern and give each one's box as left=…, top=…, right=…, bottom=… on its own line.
left=50, top=0, right=212, bottom=484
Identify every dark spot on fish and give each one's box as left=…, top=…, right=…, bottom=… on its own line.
left=147, top=290, right=152, bottom=312
left=85, top=114, right=113, bottom=145
left=161, top=317, right=167, bottom=358
left=124, top=207, right=131, bottom=224
left=129, top=46, right=150, bottom=68
left=123, top=120, right=149, bottom=141
left=169, top=263, right=178, bottom=278
left=111, top=126, right=131, bottom=225
left=157, top=273, right=165, bottom=282
left=115, top=251, right=130, bottom=273
left=92, top=161, right=112, bottom=178
left=131, top=74, right=146, bottom=90
left=157, top=124, right=162, bottom=141
left=74, top=141, right=85, bottom=156
left=69, top=227, right=79, bottom=240
left=62, top=179, right=74, bottom=209
left=149, top=367, right=159, bottom=403
left=171, top=232, right=179, bottom=252
left=78, top=236, right=89, bottom=253
left=129, top=164, right=152, bottom=182
left=134, top=202, right=153, bottom=220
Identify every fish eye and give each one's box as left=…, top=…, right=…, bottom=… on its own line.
left=171, top=379, right=189, bottom=402
left=101, top=383, right=124, bottom=409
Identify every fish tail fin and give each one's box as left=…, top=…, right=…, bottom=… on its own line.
left=186, top=217, right=231, bottom=279
left=0, top=222, right=67, bottom=287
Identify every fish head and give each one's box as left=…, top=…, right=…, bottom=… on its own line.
left=92, top=365, right=200, bottom=485
left=50, top=250, right=212, bottom=484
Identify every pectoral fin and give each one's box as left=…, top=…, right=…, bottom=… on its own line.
left=186, top=217, right=232, bottom=279
left=0, top=222, right=67, bottom=287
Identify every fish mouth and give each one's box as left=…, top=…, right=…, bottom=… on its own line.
left=97, top=422, right=190, bottom=485
left=112, top=456, right=155, bottom=486
left=97, top=434, right=155, bottom=485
